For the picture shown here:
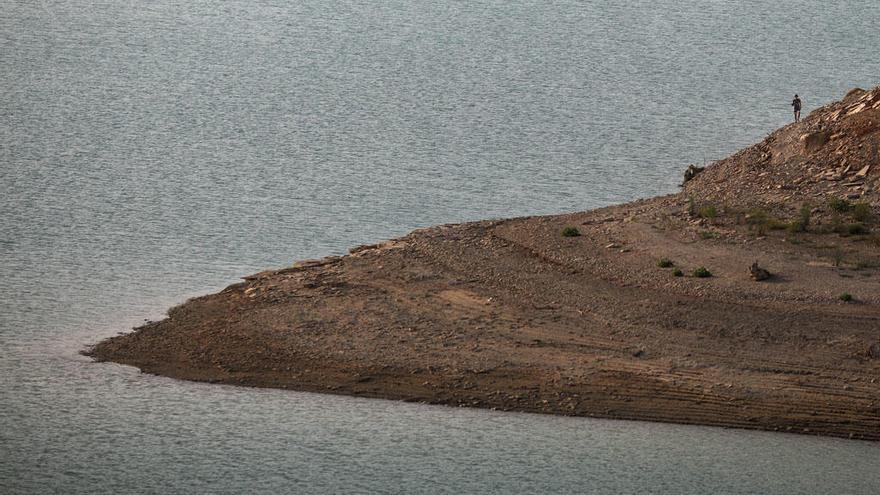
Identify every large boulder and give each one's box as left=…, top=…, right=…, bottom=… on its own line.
left=801, top=131, right=831, bottom=154
left=683, top=164, right=705, bottom=183
left=749, top=261, right=771, bottom=281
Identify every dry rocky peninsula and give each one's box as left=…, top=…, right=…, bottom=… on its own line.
left=89, top=87, right=880, bottom=440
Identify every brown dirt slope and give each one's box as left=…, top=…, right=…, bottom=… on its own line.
left=88, top=87, right=880, bottom=441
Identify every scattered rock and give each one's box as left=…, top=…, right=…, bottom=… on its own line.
left=683, top=164, right=705, bottom=183
left=749, top=261, right=771, bottom=281
left=845, top=88, right=866, bottom=100
left=868, top=342, right=880, bottom=359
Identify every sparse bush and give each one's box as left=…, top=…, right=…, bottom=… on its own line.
left=828, top=198, right=852, bottom=213
left=852, top=202, right=872, bottom=222
left=846, top=223, right=868, bottom=235
left=657, top=258, right=674, bottom=268
left=693, top=266, right=712, bottom=278
left=839, top=292, right=853, bottom=302
left=787, top=221, right=805, bottom=234
left=561, top=227, right=581, bottom=237
left=699, top=231, right=719, bottom=239
left=687, top=196, right=697, bottom=217
left=786, top=203, right=812, bottom=233
left=746, top=208, right=770, bottom=235
left=797, top=203, right=812, bottom=231
left=767, top=219, right=789, bottom=230
left=831, top=249, right=844, bottom=267
left=698, top=205, right=718, bottom=219
left=854, top=259, right=878, bottom=270
left=829, top=221, right=868, bottom=236
left=747, top=208, right=769, bottom=225
left=672, top=268, right=684, bottom=277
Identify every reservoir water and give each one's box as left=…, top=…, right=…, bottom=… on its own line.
left=2, top=1, right=879, bottom=493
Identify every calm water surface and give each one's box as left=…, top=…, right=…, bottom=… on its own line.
left=2, top=1, right=879, bottom=493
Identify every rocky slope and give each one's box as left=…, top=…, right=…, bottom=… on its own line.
left=685, top=86, right=880, bottom=212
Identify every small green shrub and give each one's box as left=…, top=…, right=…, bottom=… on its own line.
left=746, top=208, right=770, bottom=235
left=657, top=258, right=674, bottom=268
left=785, top=203, right=812, bottom=234
left=747, top=208, right=769, bottom=225
left=831, top=249, right=844, bottom=267
left=672, top=268, right=684, bottom=277
left=767, top=218, right=789, bottom=230
left=797, top=203, right=812, bottom=231
left=698, top=205, right=718, bottom=219
left=839, top=292, right=853, bottom=302
left=693, top=266, right=712, bottom=278
left=828, top=198, right=852, bottom=213
left=561, top=227, right=581, bottom=237
left=854, top=259, right=878, bottom=270
left=846, top=223, right=868, bottom=235
left=699, top=231, right=719, bottom=239
left=852, top=202, right=872, bottom=222
left=787, top=220, right=805, bottom=233
left=687, top=196, right=697, bottom=217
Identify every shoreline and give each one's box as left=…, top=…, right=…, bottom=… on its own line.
left=87, top=199, right=880, bottom=441
left=87, top=88, right=880, bottom=441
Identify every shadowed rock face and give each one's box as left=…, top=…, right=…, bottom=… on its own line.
left=87, top=87, right=880, bottom=441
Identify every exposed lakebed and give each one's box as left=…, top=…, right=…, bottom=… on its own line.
left=2, top=1, right=880, bottom=493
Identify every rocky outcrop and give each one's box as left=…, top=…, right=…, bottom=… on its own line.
left=682, top=164, right=705, bottom=183
left=749, top=261, right=771, bottom=281
left=684, top=86, right=880, bottom=212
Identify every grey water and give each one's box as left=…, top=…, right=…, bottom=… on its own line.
left=1, top=0, right=879, bottom=493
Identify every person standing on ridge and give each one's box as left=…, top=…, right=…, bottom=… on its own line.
left=791, top=94, right=802, bottom=122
